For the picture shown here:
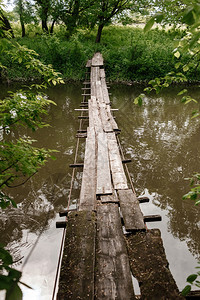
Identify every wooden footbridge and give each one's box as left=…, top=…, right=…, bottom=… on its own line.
left=55, top=53, right=185, bottom=299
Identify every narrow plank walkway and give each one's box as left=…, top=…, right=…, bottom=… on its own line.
left=57, top=53, right=184, bottom=300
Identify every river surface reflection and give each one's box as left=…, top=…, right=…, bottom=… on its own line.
left=0, top=82, right=200, bottom=299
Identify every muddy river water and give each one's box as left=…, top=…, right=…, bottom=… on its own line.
left=0, top=82, right=200, bottom=299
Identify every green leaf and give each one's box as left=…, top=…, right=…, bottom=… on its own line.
left=0, top=275, right=11, bottom=290
left=182, top=8, right=196, bottom=25
left=195, top=200, right=200, bottom=205
left=175, top=62, right=182, bottom=69
left=178, top=89, right=187, bottom=96
left=0, top=248, right=13, bottom=265
left=183, top=65, right=189, bottom=72
left=18, top=58, right=22, bottom=64
left=144, top=17, right=154, bottom=33
left=187, top=274, right=198, bottom=284
left=6, top=283, right=22, bottom=300
left=174, top=51, right=180, bottom=59
left=181, top=285, right=191, bottom=296
left=154, top=13, right=164, bottom=23
left=52, top=80, right=57, bottom=86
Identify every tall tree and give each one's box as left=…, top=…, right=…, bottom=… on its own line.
left=58, top=0, right=95, bottom=37
left=34, top=0, right=51, bottom=32
left=83, top=0, right=151, bottom=43
left=13, top=0, right=36, bottom=37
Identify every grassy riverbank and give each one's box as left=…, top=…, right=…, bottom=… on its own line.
left=1, top=25, right=197, bottom=82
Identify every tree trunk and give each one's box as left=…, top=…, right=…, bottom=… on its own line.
left=0, top=10, right=15, bottom=38
left=50, top=19, right=56, bottom=34
left=20, top=15, right=25, bottom=37
left=95, top=23, right=104, bottom=43
left=66, top=0, right=80, bottom=38
left=42, top=18, right=48, bottom=32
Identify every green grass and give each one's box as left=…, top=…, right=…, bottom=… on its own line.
left=1, top=25, right=197, bottom=82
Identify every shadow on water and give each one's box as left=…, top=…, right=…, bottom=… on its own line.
left=0, top=82, right=200, bottom=298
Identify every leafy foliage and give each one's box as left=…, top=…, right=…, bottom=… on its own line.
left=183, top=173, right=200, bottom=206
left=0, top=4, right=64, bottom=297
left=181, top=263, right=200, bottom=295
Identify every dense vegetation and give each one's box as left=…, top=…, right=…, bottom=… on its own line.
left=1, top=25, right=199, bottom=82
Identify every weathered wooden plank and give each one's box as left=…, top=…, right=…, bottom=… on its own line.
left=91, top=52, right=104, bottom=66
left=186, top=291, right=200, bottom=299
left=126, top=229, right=184, bottom=299
left=90, top=81, right=96, bottom=96
left=107, top=132, right=128, bottom=190
left=97, top=99, right=113, bottom=133
left=118, top=189, right=145, bottom=232
left=96, top=132, right=112, bottom=195
left=79, top=127, right=96, bottom=211
left=95, top=81, right=113, bottom=132
left=106, top=104, right=119, bottom=131
left=57, top=211, right=96, bottom=300
left=95, top=203, right=135, bottom=300
left=89, top=96, right=103, bottom=134
left=86, top=59, right=92, bottom=68
left=91, top=66, right=100, bottom=82
left=100, top=193, right=119, bottom=203
left=101, top=77, right=110, bottom=104
left=100, top=68, right=105, bottom=79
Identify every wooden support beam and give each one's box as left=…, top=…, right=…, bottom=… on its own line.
left=59, top=208, right=77, bottom=217
left=125, top=229, right=183, bottom=299
left=118, top=189, right=145, bottom=232
left=95, top=203, right=136, bottom=300
left=56, top=221, right=67, bottom=228
left=80, top=105, right=88, bottom=108
left=57, top=211, right=96, bottom=300
left=76, top=133, right=87, bottom=138
left=138, top=196, right=150, bottom=203
left=75, top=109, right=88, bottom=111
left=69, top=163, right=84, bottom=168
left=144, top=215, right=162, bottom=222
left=78, top=116, right=89, bottom=119
left=122, top=159, right=132, bottom=164
left=77, top=129, right=87, bottom=133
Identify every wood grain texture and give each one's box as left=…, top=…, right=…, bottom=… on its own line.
left=107, top=132, right=128, bottom=190
left=57, top=211, right=96, bottom=300
left=79, top=127, right=96, bottom=211
left=95, top=203, right=135, bottom=300
left=118, top=189, right=145, bottom=232
left=100, top=192, right=119, bottom=203
left=126, top=229, right=184, bottom=300
left=96, top=132, right=112, bottom=195
left=91, top=52, right=104, bottom=66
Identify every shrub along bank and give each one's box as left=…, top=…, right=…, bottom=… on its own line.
left=1, top=25, right=197, bottom=82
